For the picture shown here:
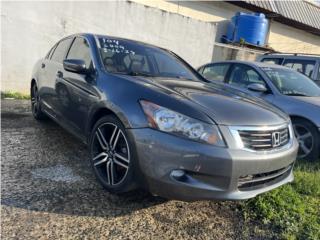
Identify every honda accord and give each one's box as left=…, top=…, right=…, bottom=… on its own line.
left=31, top=33, right=298, bottom=201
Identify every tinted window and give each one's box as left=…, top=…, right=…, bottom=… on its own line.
left=51, top=38, right=73, bottom=63
left=228, top=64, right=265, bottom=87
left=202, top=64, right=229, bottom=81
left=283, top=59, right=316, bottom=78
left=98, top=37, right=198, bottom=80
left=46, top=44, right=57, bottom=59
left=261, top=67, right=320, bottom=97
left=67, top=37, right=92, bottom=67
left=317, top=65, right=320, bottom=81
left=261, top=58, right=283, bottom=65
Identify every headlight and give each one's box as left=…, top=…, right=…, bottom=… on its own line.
left=140, top=100, right=226, bottom=147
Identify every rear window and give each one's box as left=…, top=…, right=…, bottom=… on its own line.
left=51, top=38, right=73, bottom=63
left=202, top=64, right=230, bottom=81
left=45, top=44, right=57, bottom=59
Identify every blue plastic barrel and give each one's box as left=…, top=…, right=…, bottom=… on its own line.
left=226, top=12, right=269, bottom=46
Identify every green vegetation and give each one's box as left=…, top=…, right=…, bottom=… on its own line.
left=1, top=91, right=30, bottom=100
left=243, top=160, right=320, bottom=239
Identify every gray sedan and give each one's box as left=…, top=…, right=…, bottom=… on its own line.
left=198, top=61, right=320, bottom=161
left=31, top=34, right=298, bottom=201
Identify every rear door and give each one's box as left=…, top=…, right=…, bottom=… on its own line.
left=41, top=37, right=74, bottom=120
left=37, top=43, right=57, bottom=99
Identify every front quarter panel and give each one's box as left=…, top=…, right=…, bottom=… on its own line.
left=273, top=96, right=320, bottom=128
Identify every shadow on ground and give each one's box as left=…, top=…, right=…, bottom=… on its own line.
left=1, top=100, right=244, bottom=239
left=1, top=101, right=165, bottom=218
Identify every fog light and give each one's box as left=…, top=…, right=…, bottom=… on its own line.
left=171, top=169, right=187, bottom=181
left=239, top=175, right=253, bottom=182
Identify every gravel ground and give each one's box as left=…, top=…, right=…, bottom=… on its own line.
left=1, top=99, right=246, bottom=240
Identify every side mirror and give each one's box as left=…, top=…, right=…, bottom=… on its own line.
left=247, top=83, right=268, bottom=93
left=63, top=59, right=88, bottom=74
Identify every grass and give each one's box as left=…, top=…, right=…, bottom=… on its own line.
left=1, top=91, right=30, bottom=100
left=242, top=160, right=320, bottom=240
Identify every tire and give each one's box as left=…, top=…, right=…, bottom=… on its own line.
left=292, top=118, right=319, bottom=161
left=31, top=83, right=47, bottom=120
left=89, top=115, right=137, bottom=193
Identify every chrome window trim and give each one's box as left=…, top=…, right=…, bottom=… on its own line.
left=229, top=123, right=294, bottom=153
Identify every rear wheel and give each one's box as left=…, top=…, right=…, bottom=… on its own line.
left=292, top=118, right=319, bottom=161
left=31, top=83, right=47, bottom=120
left=89, top=115, right=137, bottom=193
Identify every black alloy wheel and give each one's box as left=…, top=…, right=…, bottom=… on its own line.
left=90, top=115, right=136, bottom=193
left=31, top=83, right=46, bottom=120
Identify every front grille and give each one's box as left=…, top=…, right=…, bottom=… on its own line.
left=238, top=127, right=289, bottom=151
left=238, top=164, right=293, bottom=191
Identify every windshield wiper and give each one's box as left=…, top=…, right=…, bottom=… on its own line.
left=126, top=71, right=156, bottom=77
left=284, top=93, right=309, bottom=97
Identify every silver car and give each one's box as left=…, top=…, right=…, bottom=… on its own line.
left=198, top=61, right=320, bottom=161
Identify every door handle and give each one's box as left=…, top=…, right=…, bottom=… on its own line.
left=56, top=71, right=63, bottom=78
left=41, top=63, right=46, bottom=68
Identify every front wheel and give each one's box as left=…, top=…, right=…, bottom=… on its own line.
left=292, top=119, right=319, bottom=161
left=89, top=115, right=137, bottom=193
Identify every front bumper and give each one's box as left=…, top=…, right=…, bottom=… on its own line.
left=128, top=127, right=298, bottom=201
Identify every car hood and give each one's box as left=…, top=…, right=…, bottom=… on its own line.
left=143, top=77, right=289, bottom=126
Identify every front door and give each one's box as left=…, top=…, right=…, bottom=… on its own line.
left=55, top=36, right=98, bottom=138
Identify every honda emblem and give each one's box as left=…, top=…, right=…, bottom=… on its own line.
left=272, top=132, right=281, bottom=147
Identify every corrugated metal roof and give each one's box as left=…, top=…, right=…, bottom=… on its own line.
left=230, top=1, right=320, bottom=34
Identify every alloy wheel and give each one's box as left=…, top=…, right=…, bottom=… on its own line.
left=293, top=123, right=314, bottom=158
left=91, top=123, right=130, bottom=186
left=31, top=84, right=39, bottom=115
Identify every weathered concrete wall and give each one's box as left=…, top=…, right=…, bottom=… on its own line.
left=268, top=21, right=320, bottom=54
left=212, top=43, right=265, bottom=62
left=1, top=1, right=216, bottom=93
left=134, top=1, right=320, bottom=54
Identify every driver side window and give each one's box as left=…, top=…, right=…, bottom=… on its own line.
left=67, top=37, right=92, bottom=68
left=228, top=64, right=265, bottom=88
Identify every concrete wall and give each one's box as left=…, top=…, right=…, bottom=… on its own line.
left=134, top=1, right=320, bottom=53
left=1, top=1, right=216, bottom=93
left=268, top=21, right=320, bottom=53
left=212, top=43, right=265, bottom=62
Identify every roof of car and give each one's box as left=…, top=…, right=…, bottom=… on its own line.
left=63, top=33, right=171, bottom=52
left=201, top=60, right=289, bottom=69
left=92, top=33, right=170, bottom=51
left=260, top=53, right=320, bottom=60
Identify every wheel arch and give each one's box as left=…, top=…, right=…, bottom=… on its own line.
left=290, top=115, right=319, bottom=130
left=86, top=105, right=131, bottom=143
left=290, top=114, right=320, bottom=159
left=30, top=78, right=37, bottom=89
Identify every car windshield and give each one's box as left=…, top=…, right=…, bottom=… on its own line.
left=98, top=37, right=198, bottom=80
left=261, top=67, right=320, bottom=97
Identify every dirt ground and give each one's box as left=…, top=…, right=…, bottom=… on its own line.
left=1, top=99, right=249, bottom=240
